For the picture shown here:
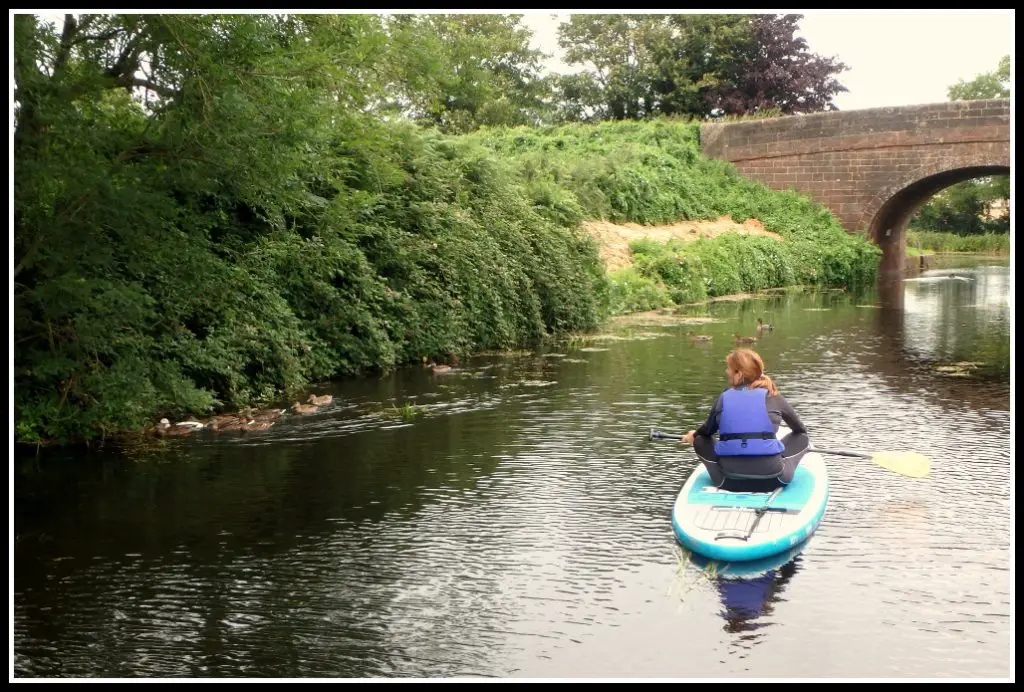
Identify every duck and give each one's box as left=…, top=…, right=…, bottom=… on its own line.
left=424, top=351, right=460, bottom=373
left=154, top=418, right=204, bottom=437
left=687, top=331, right=712, bottom=343
left=208, top=415, right=248, bottom=432
left=734, top=334, right=759, bottom=344
left=756, top=318, right=774, bottom=332
left=307, top=394, right=333, bottom=406
left=243, top=418, right=276, bottom=432
left=291, top=402, right=319, bottom=415
left=248, top=408, right=286, bottom=422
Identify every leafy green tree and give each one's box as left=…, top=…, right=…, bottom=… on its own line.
left=379, top=14, right=554, bottom=132
left=948, top=55, right=1010, bottom=100
left=911, top=177, right=1009, bottom=235
left=555, top=14, right=681, bottom=120
left=14, top=13, right=387, bottom=441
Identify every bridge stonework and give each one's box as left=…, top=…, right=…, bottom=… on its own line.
left=699, top=99, right=1010, bottom=276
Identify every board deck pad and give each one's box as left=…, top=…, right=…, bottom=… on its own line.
left=693, top=507, right=788, bottom=533
left=686, top=465, right=815, bottom=511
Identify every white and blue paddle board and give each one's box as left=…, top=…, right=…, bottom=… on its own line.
left=672, top=431, right=828, bottom=562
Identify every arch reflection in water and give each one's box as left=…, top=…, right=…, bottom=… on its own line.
left=874, top=261, right=1011, bottom=385
left=687, top=538, right=810, bottom=634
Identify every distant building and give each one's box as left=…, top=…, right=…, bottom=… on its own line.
left=986, top=198, right=1008, bottom=220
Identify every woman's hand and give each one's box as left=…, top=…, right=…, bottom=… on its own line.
left=681, top=430, right=696, bottom=445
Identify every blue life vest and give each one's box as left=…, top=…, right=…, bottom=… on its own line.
left=714, top=387, right=785, bottom=457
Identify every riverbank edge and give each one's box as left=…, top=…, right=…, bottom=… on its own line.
left=19, top=247, right=1006, bottom=450
left=10, top=281, right=845, bottom=452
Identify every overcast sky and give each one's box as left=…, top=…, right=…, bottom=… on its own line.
left=519, top=10, right=1014, bottom=112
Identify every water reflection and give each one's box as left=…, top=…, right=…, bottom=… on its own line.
left=717, top=560, right=800, bottom=635
left=875, top=260, right=1011, bottom=385
left=687, top=540, right=808, bottom=637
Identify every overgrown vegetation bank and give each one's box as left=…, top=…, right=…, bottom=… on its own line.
left=14, top=15, right=881, bottom=444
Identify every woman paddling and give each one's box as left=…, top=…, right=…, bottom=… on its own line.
left=681, top=348, right=810, bottom=490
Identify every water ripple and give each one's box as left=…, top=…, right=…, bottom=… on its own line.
left=15, top=263, right=1011, bottom=679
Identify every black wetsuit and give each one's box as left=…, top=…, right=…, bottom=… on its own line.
left=692, top=390, right=810, bottom=489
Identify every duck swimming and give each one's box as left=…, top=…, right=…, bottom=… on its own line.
left=155, top=418, right=205, bottom=436
left=208, top=415, right=248, bottom=432
left=756, top=318, right=774, bottom=332
left=248, top=408, right=286, bottom=422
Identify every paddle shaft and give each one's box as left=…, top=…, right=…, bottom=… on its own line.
left=808, top=448, right=872, bottom=460
left=651, top=429, right=872, bottom=460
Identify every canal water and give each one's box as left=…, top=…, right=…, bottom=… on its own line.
left=13, top=257, right=1012, bottom=679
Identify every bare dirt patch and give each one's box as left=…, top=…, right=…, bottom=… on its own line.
left=585, top=215, right=782, bottom=272
left=583, top=215, right=782, bottom=273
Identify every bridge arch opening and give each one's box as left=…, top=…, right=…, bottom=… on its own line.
left=865, top=165, right=1010, bottom=277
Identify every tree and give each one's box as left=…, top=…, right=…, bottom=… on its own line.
left=913, top=55, right=1011, bottom=234
left=948, top=55, right=1010, bottom=100
left=554, top=13, right=848, bottom=121
left=702, top=14, right=849, bottom=116
left=555, top=14, right=681, bottom=121
left=911, top=177, right=1009, bottom=235
left=379, top=14, right=554, bottom=132
left=14, top=13, right=393, bottom=440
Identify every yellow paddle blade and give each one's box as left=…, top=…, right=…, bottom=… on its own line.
left=871, top=451, right=930, bottom=478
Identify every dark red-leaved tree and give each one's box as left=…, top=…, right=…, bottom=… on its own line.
left=704, top=14, right=849, bottom=116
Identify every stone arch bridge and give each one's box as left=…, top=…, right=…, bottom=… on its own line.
left=699, top=99, right=1010, bottom=276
